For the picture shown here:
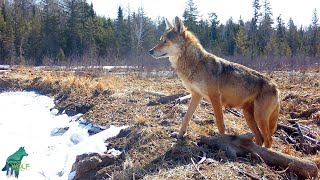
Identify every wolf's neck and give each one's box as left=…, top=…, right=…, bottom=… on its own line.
left=169, top=42, right=207, bottom=77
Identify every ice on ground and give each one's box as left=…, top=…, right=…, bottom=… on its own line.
left=0, top=92, right=127, bottom=180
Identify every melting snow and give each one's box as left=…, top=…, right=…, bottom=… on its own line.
left=0, top=91, right=127, bottom=180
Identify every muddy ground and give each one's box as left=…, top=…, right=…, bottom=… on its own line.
left=0, top=66, right=319, bottom=179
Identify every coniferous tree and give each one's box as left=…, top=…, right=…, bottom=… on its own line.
left=208, top=13, right=220, bottom=52
left=115, top=6, right=130, bottom=59
left=0, top=4, right=6, bottom=64
left=248, top=0, right=261, bottom=60
left=310, top=8, right=319, bottom=57
left=258, top=0, right=273, bottom=56
left=275, top=15, right=291, bottom=58
left=287, top=18, right=300, bottom=57
left=182, top=0, right=198, bottom=33
left=235, top=20, right=247, bottom=56
left=222, top=18, right=238, bottom=56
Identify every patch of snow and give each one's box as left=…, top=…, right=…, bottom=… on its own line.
left=0, top=91, right=128, bottom=180
left=68, top=171, right=76, bottom=180
left=107, top=148, right=122, bottom=156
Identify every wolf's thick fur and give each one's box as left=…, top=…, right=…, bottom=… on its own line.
left=149, top=17, right=280, bottom=148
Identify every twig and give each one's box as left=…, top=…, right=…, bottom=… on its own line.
left=197, top=151, right=206, bottom=165
left=176, top=94, right=191, bottom=104
left=225, top=108, right=243, bottom=117
left=158, top=93, right=186, bottom=104
left=295, top=122, right=305, bottom=143
left=277, top=123, right=298, bottom=134
left=191, top=157, right=208, bottom=180
left=303, top=135, right=318, bottom=144
left=287, top=119, right=310, bottom=124
left=232, top=166, right=259, bottom=180
left=144, top=91, right=166, bottom=97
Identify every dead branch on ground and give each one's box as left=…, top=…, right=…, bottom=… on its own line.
left=200, top=133, right=319, bottom=179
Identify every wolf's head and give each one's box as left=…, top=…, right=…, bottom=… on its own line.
left=149, top=16, right=188, bottom=59
left=17, top=147, right=28, bottom=157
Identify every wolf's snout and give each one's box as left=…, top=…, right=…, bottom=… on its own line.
left=148, top=49, right=154, bottom=55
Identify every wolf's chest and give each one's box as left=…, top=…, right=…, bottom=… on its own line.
left=178, top=73, right=209, bottom=99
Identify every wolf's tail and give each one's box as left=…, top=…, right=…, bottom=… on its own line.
left=2, top=162, right=7, bottom=171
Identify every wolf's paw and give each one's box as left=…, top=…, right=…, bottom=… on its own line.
left=170, top=132, right=185, bottom=140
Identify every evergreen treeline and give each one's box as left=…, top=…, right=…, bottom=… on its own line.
left=0, top=0, right=319, bottom=67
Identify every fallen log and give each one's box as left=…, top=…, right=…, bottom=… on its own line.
left=200, top=133, right=318, bottom=179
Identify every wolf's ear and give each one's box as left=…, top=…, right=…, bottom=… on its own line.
left=165, top=18, right=173, bottom=30
left=174, top=16, right=186, bottom=34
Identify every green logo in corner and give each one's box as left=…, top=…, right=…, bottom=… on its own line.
left=2, top=147, right=30, bottom=178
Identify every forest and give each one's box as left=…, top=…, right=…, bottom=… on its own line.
left=0, top=0, right=319, bottom=68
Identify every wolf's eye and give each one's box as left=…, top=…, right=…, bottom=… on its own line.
left=163, top=40, right=167, bottom=44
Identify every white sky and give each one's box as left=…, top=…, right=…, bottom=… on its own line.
left=89, top=0, right=319, bottom=27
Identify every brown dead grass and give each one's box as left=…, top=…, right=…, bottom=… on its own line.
left=0, top=66, right=123, bottom=97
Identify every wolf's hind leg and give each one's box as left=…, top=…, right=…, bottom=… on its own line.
left=243, top=104, right=263, bottom=146
left=254, top=98, right=276, bottom=148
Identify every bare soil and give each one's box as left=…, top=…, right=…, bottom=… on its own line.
left=0, top=66, right=319, bottom=179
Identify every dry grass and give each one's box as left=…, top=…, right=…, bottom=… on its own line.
left=0, top=66, right=123, bottom=97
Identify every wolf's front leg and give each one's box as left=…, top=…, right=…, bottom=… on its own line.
left=178, top=92, right=202, bottom=138
left=209, top=95, right=225, bottom=134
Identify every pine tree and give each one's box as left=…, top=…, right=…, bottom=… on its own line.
left=115, top=6, right=130, bottom=59
left=287, top=18, right=300, bottom=57
left=249, top=0, right=262, bottom=60
left=182, top=0, right=199, bottom=33
left=258, top=0, right=273, bottom=56
left=24, top=11, right=43, bottom=65
left=95, top=17, right=116, bottom=59
left=310, top=8, right=319, bottom=57
left=0, top=1, right=15, bottom=64
left=208, top=12, right=220, bottom=52
left=275, top=15, right=291, bottom=58
left=56, top=48, right=65, bottom=64
left=222, top=18, right=238, bottom=56
left=235, top=22, right=247, bottom=56
left=64, top=0, right=82, bottom=56
left=12, top=0, right=27, bottom=64
left=0, top=4, right=6, bottom=64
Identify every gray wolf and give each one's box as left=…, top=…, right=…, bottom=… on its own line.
left=149, top=16, right=280, bottom=148
left=2, top=147, right=28, bottom=178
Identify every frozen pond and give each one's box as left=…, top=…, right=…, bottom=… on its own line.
left=0, top=92, right=127, bottom=179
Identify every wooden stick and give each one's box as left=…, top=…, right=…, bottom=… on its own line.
left=144, top=91, right=167, bottom=97
left=232, top=166, right=259, bottom=180
left=191, top=157, right=208, bottom=180
left=176, top=94, right=191, bottom=104
left=295, top=122, right=306, bottom=143
left=225, top=108, right=243, bottom=117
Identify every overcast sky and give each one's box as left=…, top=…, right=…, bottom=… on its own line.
left=88, top=0, right=319, bottom=27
